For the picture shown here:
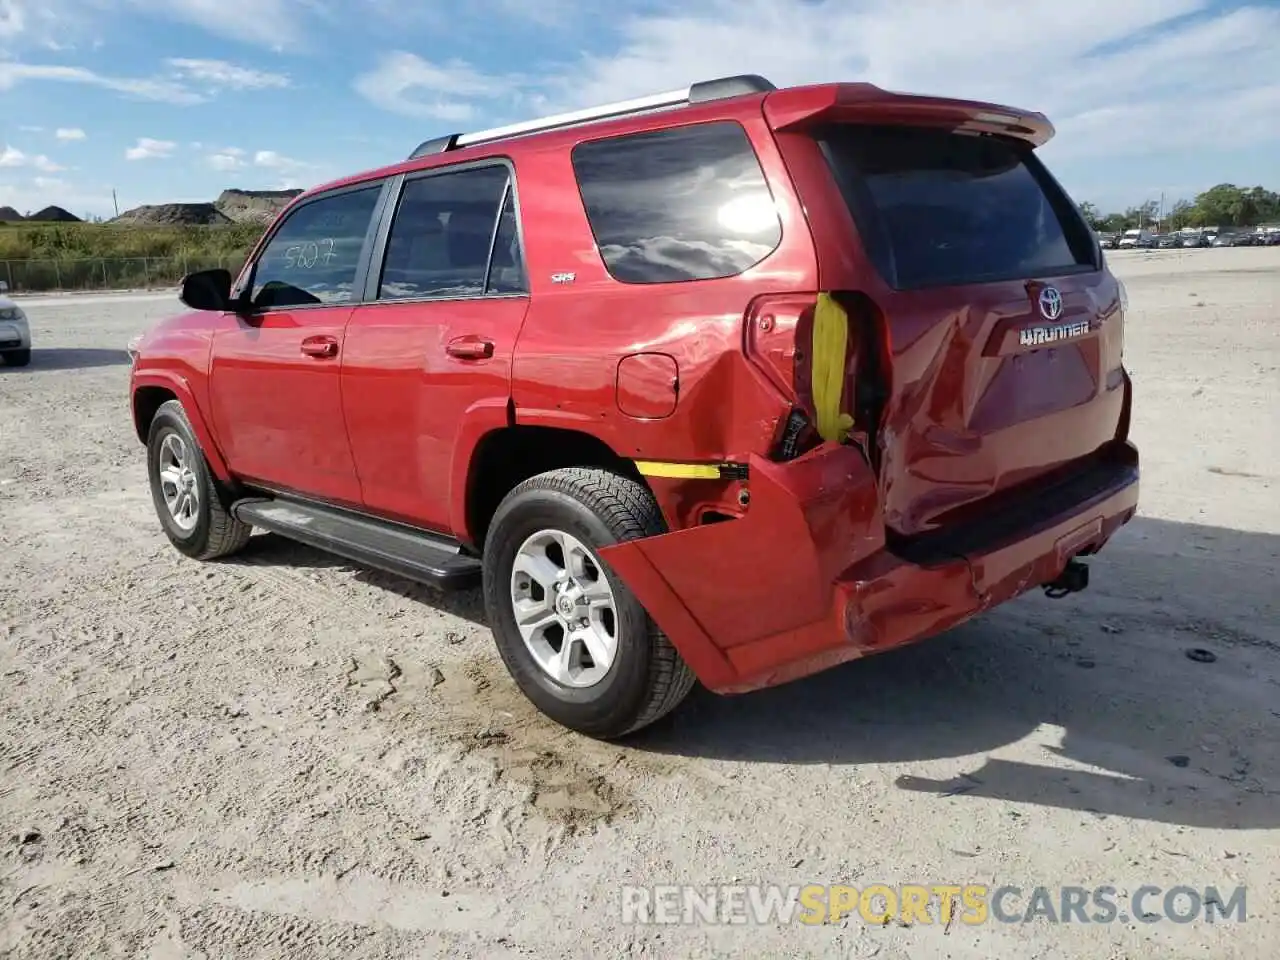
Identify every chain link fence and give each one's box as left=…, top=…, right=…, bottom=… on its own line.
left=0, top=255, right=248, bottom=294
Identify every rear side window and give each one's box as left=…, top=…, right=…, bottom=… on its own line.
left=250, top=185, right=382, bottom=308
left=379, top=164, right=518, bottom=301
left=571, top=121, right=782, bottom=284
left=817, top=125, right=1096, bottom=290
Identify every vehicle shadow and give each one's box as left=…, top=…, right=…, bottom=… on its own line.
left=2, top=347, right=133, bottom=371
left=227, top=514, right=1279, bottom=829
left=229, top=530, right=488, bottom=627
left=626, top=515, right=1280, bottom=829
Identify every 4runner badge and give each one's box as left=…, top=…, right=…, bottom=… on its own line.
left=1020, top=320, right=1091, bottom=347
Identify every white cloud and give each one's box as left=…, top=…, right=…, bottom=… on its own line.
left=253, top=149, right=306, bottom=170
left=248, top=150, right=322, bottom=191
left=0, top=0, right=23, bottom=37
left=0, top=55, right=291, bottom=105
left=125, top=137, right=177, bottom=160
left=0, top=144, right=63, bottom=171
left=55, top=127, right=86, bottom=141
left=201, top=144, right=313, bottom=177
left=165, top=57, right=290, bottom=90
left=129, top=0, right=316, bottom=49
left=535, top=0, right=1272, bottom=128
left=2, top=0, right=1271, bottom=216
left=353, top=51, right=518, bottom=120
left=0, top=60, right=203, bottom=104
left=208, top=151, right=245, bottom=171
left=351, top=0, right=1279, bottom=193
left=199, top=145, right=315, bottom=183
left=0, top=0, right=307, bottom=50
left=358, top=0, right=606, bottom=40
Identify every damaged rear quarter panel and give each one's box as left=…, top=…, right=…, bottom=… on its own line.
left=507, top=103, right=820, bottom=531
left=597, top=444, right=884, bottom=678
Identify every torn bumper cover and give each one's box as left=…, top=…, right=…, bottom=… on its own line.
left=598, top=441, right=1139, bottom=695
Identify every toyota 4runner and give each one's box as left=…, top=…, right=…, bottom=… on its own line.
left=128, top=74, right=1139, bottom=739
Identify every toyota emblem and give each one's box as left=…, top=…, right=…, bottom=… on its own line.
left=1038, top=286, right=1063, bottom=321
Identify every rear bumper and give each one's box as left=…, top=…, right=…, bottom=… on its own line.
left=598, top=441, right=1138, bottom=695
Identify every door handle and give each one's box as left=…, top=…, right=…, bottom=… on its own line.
left=301, top=335, right=338, bottom=358
left=446, top=336, right=494, bottom=360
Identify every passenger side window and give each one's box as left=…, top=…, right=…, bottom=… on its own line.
left=486, top=190, right=525, bottom=295
left=378, top=165, right=520, bottom=301
left=570, top=121, right=782, bottom=284
left=249, top=186, right=382, bottom=308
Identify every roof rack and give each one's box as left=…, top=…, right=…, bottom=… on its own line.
left=407, top=74, right=775, bottom=160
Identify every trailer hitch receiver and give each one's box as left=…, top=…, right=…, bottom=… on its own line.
left=1044, top=558, right=1089, bottom=599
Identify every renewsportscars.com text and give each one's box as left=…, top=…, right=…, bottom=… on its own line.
left=621, top=883, right=1247, bottom=926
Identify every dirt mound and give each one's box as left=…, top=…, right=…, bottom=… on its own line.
left=112, top=203, right=233, bottom=226
left=215, top=188, right=302, bottom=224
left=0, top=206, right=24, bottom=222
left=28, top=205, right=80, bottom=223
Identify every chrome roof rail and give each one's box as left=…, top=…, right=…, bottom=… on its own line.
left=408, top=74, right=774, bottom=160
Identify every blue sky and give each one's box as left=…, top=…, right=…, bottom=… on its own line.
left=0, top=0, right=1277, bottom=219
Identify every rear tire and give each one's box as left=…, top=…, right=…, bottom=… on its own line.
left=2, top=348, right=31, bottom=367
left=146, top=399, right=252, bottom=560
left=481, top=467, right=696, bottom=739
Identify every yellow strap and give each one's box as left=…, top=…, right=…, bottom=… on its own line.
left=633, top=461, right=723, bottom=480
left=811, top=293, right=855, bottom=443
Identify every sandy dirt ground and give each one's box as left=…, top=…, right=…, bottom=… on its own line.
left=1, top=248, right=1277, bottom=959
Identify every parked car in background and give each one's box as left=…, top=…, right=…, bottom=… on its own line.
left=1118, top=228, right=1153, bottom=249
left=1155, top=233, right=1181, bottom=249
left=0, top=280, right=32, bottom=367
left=1097, top=232, right=1119, bottom=250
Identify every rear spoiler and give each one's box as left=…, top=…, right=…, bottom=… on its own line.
left=762, top=82, right=1054, bottom=147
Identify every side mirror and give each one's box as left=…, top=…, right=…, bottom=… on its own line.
left=179, top=268, right=233, bottom=312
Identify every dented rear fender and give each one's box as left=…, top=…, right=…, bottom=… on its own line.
left=597, top=443, right=884, bottom=687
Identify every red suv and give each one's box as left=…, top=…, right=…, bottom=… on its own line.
left=129, top=74, right=1138, bottom=739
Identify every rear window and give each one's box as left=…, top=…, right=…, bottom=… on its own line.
left=817, top=125, right=1097, bottom=290
left=571, top=120, right=782, bottom=284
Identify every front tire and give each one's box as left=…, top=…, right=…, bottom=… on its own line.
left=2, top=348, right=31, bottom=367
left=482, top=468, right=696, bottom=739
left=146, top=399, right=252, bottom=560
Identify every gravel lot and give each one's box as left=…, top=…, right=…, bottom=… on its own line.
left=2, top=248, right=1278, bottom=959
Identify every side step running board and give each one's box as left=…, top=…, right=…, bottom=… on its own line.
left=231, top=497, right=482, bottom=590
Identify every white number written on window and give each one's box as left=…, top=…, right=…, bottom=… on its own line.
left=282, top=238, right=337, bottom=270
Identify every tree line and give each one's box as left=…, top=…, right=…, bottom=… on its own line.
left=1079, top=183, right=1279, bottom=234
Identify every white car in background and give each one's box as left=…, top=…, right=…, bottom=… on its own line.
left=1117, top=228, right=1154, bottom=249
left=0, top=280, right=31, bottom=367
